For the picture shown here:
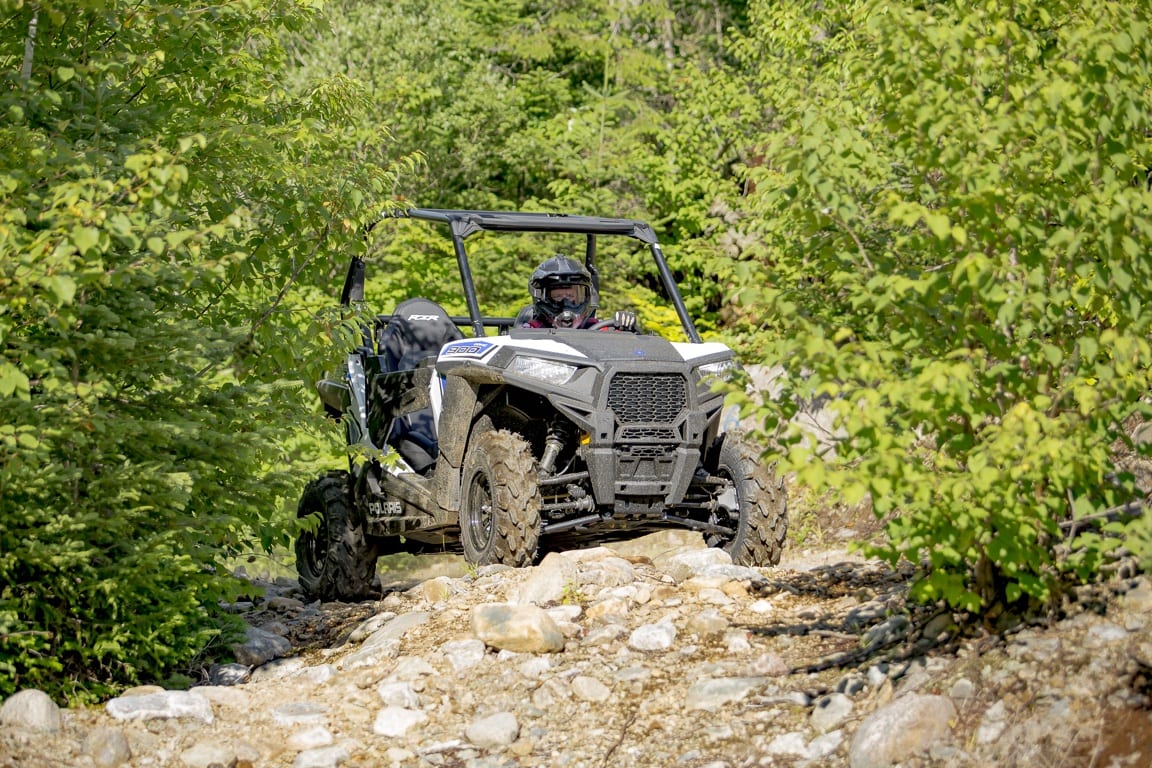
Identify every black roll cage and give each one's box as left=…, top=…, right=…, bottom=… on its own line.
left=350, top=208, right=702, bottom=343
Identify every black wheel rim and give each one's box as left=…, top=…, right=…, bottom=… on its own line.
left=299, top=512, right=329, bottom=580
left=464, top=470, right=495, bottom=555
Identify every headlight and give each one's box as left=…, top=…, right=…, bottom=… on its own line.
left=511, top=356, right=577, bottom=385
left=695, top=358, right=739, bottom=383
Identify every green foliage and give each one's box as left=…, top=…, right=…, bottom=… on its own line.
left=739, top=0, right=1152, bottom=611
left=0, top=0, right=410, bottom=701
left=288, top=0, right=764, bottom=337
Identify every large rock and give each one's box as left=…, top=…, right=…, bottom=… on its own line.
left=105, top=691, right=214, bottom=724
left=0, top=689, right=63, bottom=732
left=471, top=603, right=566, bottom=653
left=849, top=694, right=956, bottom=768
left=512, top=552, right=579, bottom=605
left=232, top=625, right=292, bottom=667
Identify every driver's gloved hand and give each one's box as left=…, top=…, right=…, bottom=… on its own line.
left=614, top=310, right=638, bottom=332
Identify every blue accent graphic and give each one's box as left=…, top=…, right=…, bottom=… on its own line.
left=442, top=340, right=496, bottom=358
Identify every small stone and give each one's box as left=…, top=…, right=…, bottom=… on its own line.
left=441, top=639, right=487, bottom=672
left=348, top=612, right=398, bottom=643
left=586, top=597, right=630, bottom=621
left=179, top=741, right=237, bottom=768
left=295, top=664, right=336, bottom=685
left=766, top=732, right=809, bottom=757
left=271, top=701, right=329, bottom=727
left=465, top=712, right=520, bottom=749
left=811, top=693, right=853, bottom=733
left=664, top=548, right=733, bottom=577
left=268, top=596, right=306, bottom=611
left=747, top=653, right=790, bottom=677
left=83, top=726, right=132, bottom=767
left=0, top=689, right=63, bottom=732
left=583, top=623, right=628, bottom=646
left=570, top=676, right=611, bottom=702
left=289, top=726, right=335, bottom=751
left=685, top=677, right=766, bottom=712
left=721, top=580, right=749, bottom=599
left=191, top=686, right=249, bottom=709
left=546, top=604, right=582, bottom=622
left=582, top=557, right=637, bottom=586
left=749, top=599, right=774, bottom=614
left=808, top=730, right=844, bottom=759
left=389, top=656, right=437, bottom=680
left=836, top=675, right=867, bottom=696
left=293, top=744, right=351, bottom=768
left=866, top=664, right=889, bottom=688
left=1085, top=622, right=1129, bottom=645
left=377, top=681, right=421, bottom=709
left=976, top=701, right=1008, bottom=744
left=628, top=622, right=677, bottom=652
left=207, top=663, right=251, bottom=686
left=373, top=706, right=428, bottom=738
left=384, top=747, right=415, bottom=764
left=949, top=678, right=976, bottom=699
left=410, top=576, right=455, bottom=604
left=686, top=609, right=729, bottom=638
left=531, top=678, right=572, bottom=710
left=517, top=657, right=552, bottom=679
left=724, top=630, right=752, bottom=654
left=250, top=656, right=306, bottom=682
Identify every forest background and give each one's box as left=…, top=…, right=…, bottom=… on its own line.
left=2, top=0, right=1151, bottom=703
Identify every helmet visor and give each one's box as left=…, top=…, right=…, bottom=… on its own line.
left=546, top=284, right=588, bottom=310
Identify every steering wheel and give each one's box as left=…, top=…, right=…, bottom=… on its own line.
left=588, top=318, right=640, bottom=333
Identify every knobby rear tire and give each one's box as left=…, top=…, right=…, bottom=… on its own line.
left=295, top=472, right=380, bottom=601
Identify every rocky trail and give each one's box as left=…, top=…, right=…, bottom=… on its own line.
left=3, top=530, right=1151, bottom=768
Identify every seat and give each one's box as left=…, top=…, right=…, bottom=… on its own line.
left=379, top=298, right=464, bottom=374
left=513, top=304, right=535, bottom=328
left=374, top=298, right=463, bottom=473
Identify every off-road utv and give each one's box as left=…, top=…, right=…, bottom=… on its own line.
left=295, top=209, right=787, bottom=600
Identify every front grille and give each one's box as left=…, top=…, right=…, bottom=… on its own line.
left=618, top=426, right=678, bottom=442
left=607, top=373, right=686, bottom=424
left=620, top=444, right=675, bottom=458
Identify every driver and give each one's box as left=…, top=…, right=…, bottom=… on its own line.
left=519, top=255, right=638, bottom=331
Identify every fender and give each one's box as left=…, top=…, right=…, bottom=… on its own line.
left=432, top=373, right=480, bottom=513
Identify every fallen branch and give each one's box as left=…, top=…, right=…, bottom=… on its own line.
left=1061, top=500, right=1145, bottom=536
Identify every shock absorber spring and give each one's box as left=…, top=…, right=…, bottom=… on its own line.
left=539, top=419, right=572, bottom=476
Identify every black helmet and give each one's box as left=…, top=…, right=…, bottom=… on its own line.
left=529, top=255, right=597, bottom=328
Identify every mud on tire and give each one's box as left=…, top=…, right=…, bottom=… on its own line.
left=706, top=432, right=788, bottom=566
left=295, top=472, right=380, bottom=601
left=460, top=429, right=542, bottom=567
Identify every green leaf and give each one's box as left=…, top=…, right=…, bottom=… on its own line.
left=71, top=226, right=101, bottom=254
left=0, top=362, right=30, bottom=399
left=924, top=212, right=950, bottom=239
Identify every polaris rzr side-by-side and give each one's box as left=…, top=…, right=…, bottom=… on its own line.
left=295, top=209, right=787, bottom=600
